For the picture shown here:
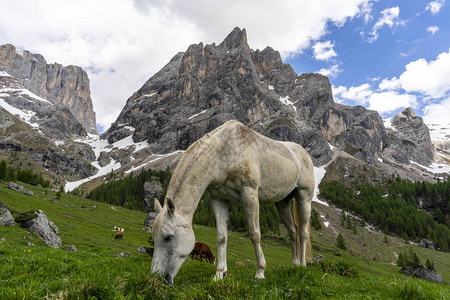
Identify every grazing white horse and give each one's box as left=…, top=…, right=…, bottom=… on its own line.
left=151, top=120, right=314, bottom=285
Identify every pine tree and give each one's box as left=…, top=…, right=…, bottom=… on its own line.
left=0, top=160, right=7, bottom=181
left=397, top=252, right=405, bottom=268
left=336, top=233, right=347, bottom=250
left=341, top=210, right=346, bottom=226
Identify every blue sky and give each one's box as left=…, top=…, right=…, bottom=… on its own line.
left=0, top=0, right=448, bottom=131
left=287, top=0, right=449, bottom=122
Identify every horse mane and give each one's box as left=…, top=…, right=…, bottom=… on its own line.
left=167, top=121, right=239, bottom=202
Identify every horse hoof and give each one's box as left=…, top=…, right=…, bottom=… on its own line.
left=214, top=271, right=227, bottom=281
left=255, top=273, right=265, bottom=280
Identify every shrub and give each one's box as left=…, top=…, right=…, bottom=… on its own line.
left=15, top=210, right=38, bottom=227
left=310, top=209, right=322, bottom=230
left=319, top=260, right=359, bottom=278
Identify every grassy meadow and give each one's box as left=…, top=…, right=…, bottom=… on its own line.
left=0, top=182, right=449, bottom=299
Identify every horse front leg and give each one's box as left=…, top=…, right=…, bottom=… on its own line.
left=212, top=198, right=229, bottom=280
left=242, top=186, right=266, bottom=279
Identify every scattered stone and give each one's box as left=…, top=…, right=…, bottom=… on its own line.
left=49, top=199, right=58, bottom=203
left=376, top=252, right=382, bottom=257
left=118, top=252, right=131, bottom=257
left=0, top=207, right=15, bottom=226
left=137, top=245, right=152, bottom=254
left=311, top=255, right=326, bottom=265
left=142, top=227, right=151, bottom=232
left=27, top=242, right=35, bottom=247
left=234, top=261, right=246, bottom=267
left=8, top=181, right=24, bottom=192
left=7, top=182, right=34, bottom=196
left=420, top=239, right=435, bottom=250
left=0, top=238, right=5, bottom=242
left=144, top=212, right=158, bottom=227
left=64, top=245, right=77, bottom=252
left=400, top=266, right=443, bottom=282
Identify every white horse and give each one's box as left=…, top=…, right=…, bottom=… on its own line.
left=151, top=120, right=314, bottom=285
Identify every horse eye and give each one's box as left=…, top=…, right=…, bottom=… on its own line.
left=164, top=234, right=174, bottom=242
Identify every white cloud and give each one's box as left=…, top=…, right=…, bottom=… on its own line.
left=423, top=98, right=450, bottom=124
left=368, top=6, right=403, bottom=42
left=313, top=41, right=337, bottom=61
left=0, top=0, right=372, bottom=131
left=333, top=84, right=417, bottom=114
left=367, top=91, right=417, bottom=113
left=338, top=83, right=372, bottom=104
left=426, top=0, right=446, bottom=15
left=427, top=25, right=439, bottom=35
left=317, top=64, right=342, bottom=78
left=399, top=50, right=450, bottom=98
left=379, top=77, right=401, bottom=91
left=378, top=50, right=450, bottom=99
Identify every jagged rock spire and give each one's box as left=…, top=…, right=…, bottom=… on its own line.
left=219, top=27, right=248, bottom=50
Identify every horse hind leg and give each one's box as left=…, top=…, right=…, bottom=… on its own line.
left=275, top=197, right=300, bottom=265
left=294, top=187, right=313, bottom=266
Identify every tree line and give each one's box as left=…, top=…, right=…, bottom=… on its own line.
left=319, top=175, right=450, bottom=251
left=87, top=168, right=281, bottom=234
left=88, top=168, right=172, bottom=211
left=0, top=160, right=50, bottom=188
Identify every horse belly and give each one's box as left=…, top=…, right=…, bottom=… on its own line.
left=258, top=158, right=299, bottom=203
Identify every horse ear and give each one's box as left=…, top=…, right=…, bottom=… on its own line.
left=166, top=197, right=175, bottom=216
left=154, top=198, right=162, bottom=213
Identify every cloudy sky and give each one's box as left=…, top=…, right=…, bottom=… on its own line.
left=0, top=0, right=448, bottom=132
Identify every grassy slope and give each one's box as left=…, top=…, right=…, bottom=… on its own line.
left=0, top=182, right=449, bottom=299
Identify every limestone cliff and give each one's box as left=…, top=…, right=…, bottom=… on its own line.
left=0, top=44, right=98, bottom=134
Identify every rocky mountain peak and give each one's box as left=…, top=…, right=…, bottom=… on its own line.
left=393, top=107, right=416, bottom=122
left=385, top=108, right=435, bottom=166
left=219, top=27, right=248, bottom=51
left=102, top=28, right=437, bottom=170
left=0, top=44, right=98, bottom=134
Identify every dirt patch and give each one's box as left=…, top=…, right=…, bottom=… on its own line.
left=61, top=214, right=78, bottom=219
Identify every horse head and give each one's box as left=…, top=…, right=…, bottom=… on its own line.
left=151, top=197, right=195, bottom=285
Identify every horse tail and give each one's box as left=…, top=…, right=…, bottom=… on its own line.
left=293, top=199, right=312, bottom=262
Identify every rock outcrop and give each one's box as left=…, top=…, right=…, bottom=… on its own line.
left=384, top=108, right=435, bottom=165
left=0, top=207, right=15, bottom=226
left=17, top=210, right=62, bottom=249
left=103, top=27, right=434, bottom=168
left=0, top=44, right=97, bottom=134
left=400, top=266, right=443, bottom=282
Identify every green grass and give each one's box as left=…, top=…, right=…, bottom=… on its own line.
left=0, top=181, right=449, bottom=299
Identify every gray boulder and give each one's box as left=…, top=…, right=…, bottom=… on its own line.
left=22, top=210, right=61, bottom=249
left=144, top=212, right=158, bottom=227
left=137, top=245, right=152, bottom=254
left=420, top=239, right=435, bottom=250
left=8, top=182, right=25, bottom=192
left=0, top=207, right=15, bottom=226
left=143, top=180, right=163, bottom=212
left=64, top=245, right=77, bottom=252
left=401, top=266, right=442, bottom=282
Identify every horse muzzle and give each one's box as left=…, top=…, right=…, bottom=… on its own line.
left=165, top=274, right=174, bottom=285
